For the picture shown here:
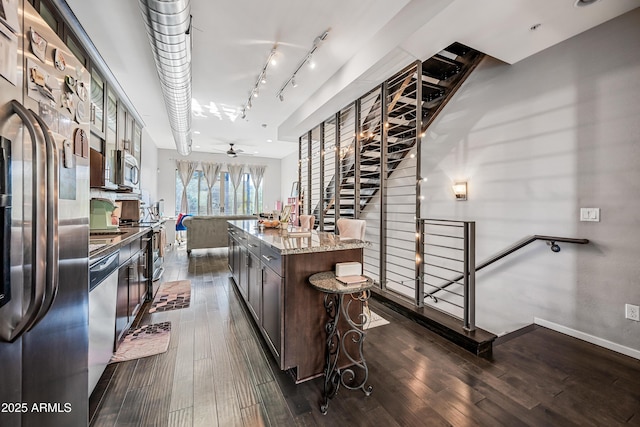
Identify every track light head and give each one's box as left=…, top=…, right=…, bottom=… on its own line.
left=291, top=76, right=298, bottom=88
left=278, top=93, right=284, bottom=102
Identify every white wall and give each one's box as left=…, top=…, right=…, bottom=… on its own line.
left=420, top=9, right=640, bottom=352
left=156, top=148, right=282, bottom=216
left=139, top=127, right=159, bottom=209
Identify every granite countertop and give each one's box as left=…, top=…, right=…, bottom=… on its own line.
left=308, top=271, right=374, bottom=294
left=89, top=221, right=160, bottom=261
left=228, top=219, right=369, bottom=255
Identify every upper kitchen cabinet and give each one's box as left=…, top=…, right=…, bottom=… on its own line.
left=90, top=69, right=105, bottom=138
left=104, top=89, right=117, bottom=186
left=117, top=102, right=129, bottom=152
left=133, top=122, right=142, bottom=166
left=117, top=103, right=140, bottom=157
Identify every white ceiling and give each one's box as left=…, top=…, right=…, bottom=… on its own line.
left=65, top=0, right=640, bottom=159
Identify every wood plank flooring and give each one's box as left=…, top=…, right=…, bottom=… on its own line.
left=90, top=246, right=640, bottom=426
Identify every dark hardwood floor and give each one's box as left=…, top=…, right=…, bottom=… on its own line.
left=90, top=246, right=640, bottom=426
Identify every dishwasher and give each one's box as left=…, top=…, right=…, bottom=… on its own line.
left=89, top=250, right=119, bottom=395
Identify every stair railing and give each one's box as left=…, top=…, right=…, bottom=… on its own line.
left=418, top=218, right=590, bottom=331
left=417, top=219, right=477, bottom=330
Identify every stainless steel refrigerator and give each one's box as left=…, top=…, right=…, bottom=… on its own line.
left=0, top=0, right=90, bottom=425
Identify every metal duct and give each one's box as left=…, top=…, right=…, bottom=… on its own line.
left=139, top=0, right=192, bottom=155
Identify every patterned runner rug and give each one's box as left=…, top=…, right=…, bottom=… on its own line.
left=149, top=280, right=191, bottom=313
left=364, top=309, right=390, bottom=330
left=109, top=322, right=171, bottom=363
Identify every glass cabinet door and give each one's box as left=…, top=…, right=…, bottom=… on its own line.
left=117, top=102, right=129, bottom=152
left=90, top=70, right=105, bottom=137
left=105, top=89, right=117, bottom=186
left=133, top=122, right=142, bottom=166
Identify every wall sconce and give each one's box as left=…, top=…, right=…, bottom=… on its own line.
left=452, top=181, right=467, bottom=201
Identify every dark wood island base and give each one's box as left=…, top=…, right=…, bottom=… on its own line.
left=228, top=220, right=368, bottom=383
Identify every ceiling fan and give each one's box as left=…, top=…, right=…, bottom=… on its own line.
left=209, top=141, right=254, bottom=157
left=226, top=143, right=243, bottom=158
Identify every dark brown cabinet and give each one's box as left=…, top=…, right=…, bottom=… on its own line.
left=238, top=245, right=248, bottom=299
left=115, top=261, right=129, bottom=344
left=247, top=251, right=261, bottom=320
left=261, top=264, right=282, bottom=357
left=114, top=232, right=150, bottom=348
left=227, top=221, right=365, bottom=383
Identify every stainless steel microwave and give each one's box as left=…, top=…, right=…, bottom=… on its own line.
left=115, top=150, right=140, bottom=191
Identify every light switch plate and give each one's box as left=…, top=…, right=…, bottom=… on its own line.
left=580, top=208, right=600, bottom=222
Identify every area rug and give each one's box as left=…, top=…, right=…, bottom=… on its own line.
left=109, top=322, right=171, bottom=363
left=149, top=280, right=191, bottom=313
left=363, top=309, right=390, bottom=330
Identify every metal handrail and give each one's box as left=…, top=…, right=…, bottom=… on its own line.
left=425, top=234, right=590, bottom=301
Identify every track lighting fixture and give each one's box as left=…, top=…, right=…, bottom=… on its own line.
left=279, top=93, right=284, bottom=102
left=275, top=29, right=329, bottom=101
left=242, top=47, right=277, bottom=116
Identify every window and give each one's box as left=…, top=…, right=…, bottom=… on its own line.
left=176, top=170, right=262, bottom=215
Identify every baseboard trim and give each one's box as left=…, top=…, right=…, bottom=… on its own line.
left=534, top=317, right=640, bottom=360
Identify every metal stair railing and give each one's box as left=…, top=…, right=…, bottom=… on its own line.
left=419, top=220, right=589, bottom=331
left=418, top=219, right=477, bottom=330
left=424, top=234, right=590, bottom=301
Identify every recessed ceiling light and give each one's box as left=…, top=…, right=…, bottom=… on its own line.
left=194, top=145, right=200, bottom=148
left=574, top=0, right=601, bottom=7
left=194, top=131, right=201, bottom=135
left=267, top=139, right=272, bottom=143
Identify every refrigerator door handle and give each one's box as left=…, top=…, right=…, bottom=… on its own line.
left=1, top=100, right=48, bottom=343
left=28, top=110, right=59, bottom=329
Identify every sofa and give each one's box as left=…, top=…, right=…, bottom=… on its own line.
left=182, top=215, right=257, bottom=255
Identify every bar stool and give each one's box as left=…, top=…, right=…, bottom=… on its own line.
left=336, top=218, right=366, bottom=240
left=298, top=214, right=315, bottom=230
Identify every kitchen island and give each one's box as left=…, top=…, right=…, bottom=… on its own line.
left=228, top=220, right=369, bottom=383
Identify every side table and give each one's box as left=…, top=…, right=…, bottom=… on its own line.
left=308, top=271, right=374, bottom=415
